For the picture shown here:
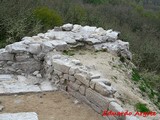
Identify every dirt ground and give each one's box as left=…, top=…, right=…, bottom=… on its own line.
left=72, top=50, right=159, bottom=120
left=0, top=91, right=105, bottom=120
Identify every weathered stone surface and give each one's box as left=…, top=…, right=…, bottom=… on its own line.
left=28, top=44, right=41, bottom=54
left=79, top=85, right=86, bottom=95
left=49, top=40, right=68, bottom=51
left=37, top=33, right=45, bottom=38
left=107, top=116, right=117, bottom=120
left=90, top=78, right=111, bottom=89
left=71, top=60, right=82, bottom=66
left=109, top=102, right=125, bottom=120
left=15, top=54, right=31, bottom=62
left=75, top=80, right=82, bottom=85
left=68, top=87, right=90, bottom=104
left=33, top=71, right=39, bottom=76
left=109, top=102, right=123, bottom=112
left=72, top=24, right=82, bottom=32
left=0, top=75, right=57, bottom=94
left=0, top=74, right=13, bottom=81
left=89, top=72, right=101, bottom=79
left=85, top=38, right=101, bottom=45
left=94, top=40, right=132, bottom=60
left=5, top=42, right=28, bottom=53
left=62, top=37, right=77, bottom=44
left=63, top=74, right=69, bottom=80
left=95, top=81, right=116, bottom=96
left=54, top=69, right=62, bottom=76
left=106, top=30, right=119, bottom=40
left=81, top=26, right=97, bottom=32
left=60, top=78, right=66, bottom=84
left=41, top=41, right=55, bottom=53
left=6, top=61, right=13, bottom=65
left=0, top=112, right=39, bottom=120
left=62, top=23, right=73, bottom=31
left=69, top=75, right=75, bottom=82
left=52, top=60, right=71, bottom=74
left=68, top=82, right=80, bottom=91
left=125, top=116, right=139, bottom=120
left=69, top=67, right=77, bottom=75
left=0, top=49, right=14, bottom=61
left=36, top=74, right=42, bottom=78
left=54, top=26, right=62, bottom=31
left=95, top=27, right=106, bottom=34
left=0, top=105, right=4, bottom=112
left=40, top=80, right=57, bottom=91
left=90, top=102, right=102, bottom=114
left=0, top=24, right=134, bottom=119
left=86, top=88, right=115, bottom=110
left=74, top=73, right=90, bottom=87
left=12, top=59, right=41, bottom=73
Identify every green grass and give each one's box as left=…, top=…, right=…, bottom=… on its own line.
left=132, top=69, right=141, bottom=82
left=135, top=103, right=150, bottom=112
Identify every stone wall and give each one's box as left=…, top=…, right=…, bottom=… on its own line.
left=0, top=23, right=138, bottom=120
left=43, top=52, right=138, bottom=120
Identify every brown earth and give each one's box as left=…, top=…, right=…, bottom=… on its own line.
left=0, top=91, right=105, bottom=120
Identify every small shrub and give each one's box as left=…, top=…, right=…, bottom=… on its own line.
left=33, top=7, right=63, bottom=29
left=135, top=103, right=150, bottom=112
left=63, top=50, right=75, bottom=56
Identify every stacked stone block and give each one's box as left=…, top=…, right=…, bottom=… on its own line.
left=0, top=23, right=138, bottom=120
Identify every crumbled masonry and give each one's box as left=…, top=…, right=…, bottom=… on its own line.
left=0, top=23, right=138, bottom=120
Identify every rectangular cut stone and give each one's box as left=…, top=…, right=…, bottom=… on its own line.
left=40, top=81, right=57, bottom=91
left=69, top=67, right=77, bottom=75
left=41, top=41, right=55, bottom=53
left=85, top=38, right=101, bottom=45
left=63, top=74, right=69, bottom=80
left=52, top=61, right=71, bottom=74
left=68, top=82, right=80, bottom=91
left=86, top=88, right=115, bottom=110
left=90, top=72, right=101, bottom=79
left=75, top=80, right=82, bottom=85
left=15, top=54, right=31, bottom=62
left=69, top=75, right=75, bottom=82
left=79, top=85, right=86, bottom=95
left=90, top=78, right=110, bottom=89
left=28, top=44, right=41, bottom=54
left=5, top=42, right=28, bottom=53
left=68, top=87, right=90, bottom=104
left=12, top=59, right=41, bottom=73
left=95, top=82, right=116, bottom=97
left=0, top=49, right=14, bottom=61
left=60, top=78, right=66, bottom=84
left=109, top=102, right=125, bottom=120
left=0, top=74, right=13, bottom=81
left=68, top=87, right=102, bottom=114
left=74, top=73, right=90, bottom=87
left=49, top=40, right=68, bottom=51
left=54, top=69, right=62, bottom=76
left=90, top=102, right=102, bottom=114
left=0, top=112, right=38, bottom=120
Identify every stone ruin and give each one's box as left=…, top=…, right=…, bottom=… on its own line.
left=0, top=23, right=138, bottom=120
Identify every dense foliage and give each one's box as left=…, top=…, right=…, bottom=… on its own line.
left=0, top=0, right=160, bottom=109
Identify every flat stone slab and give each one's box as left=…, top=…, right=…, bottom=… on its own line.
left=0, top=74, right=57, bottom=94
left=0, top=112, right=38, bottom=120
